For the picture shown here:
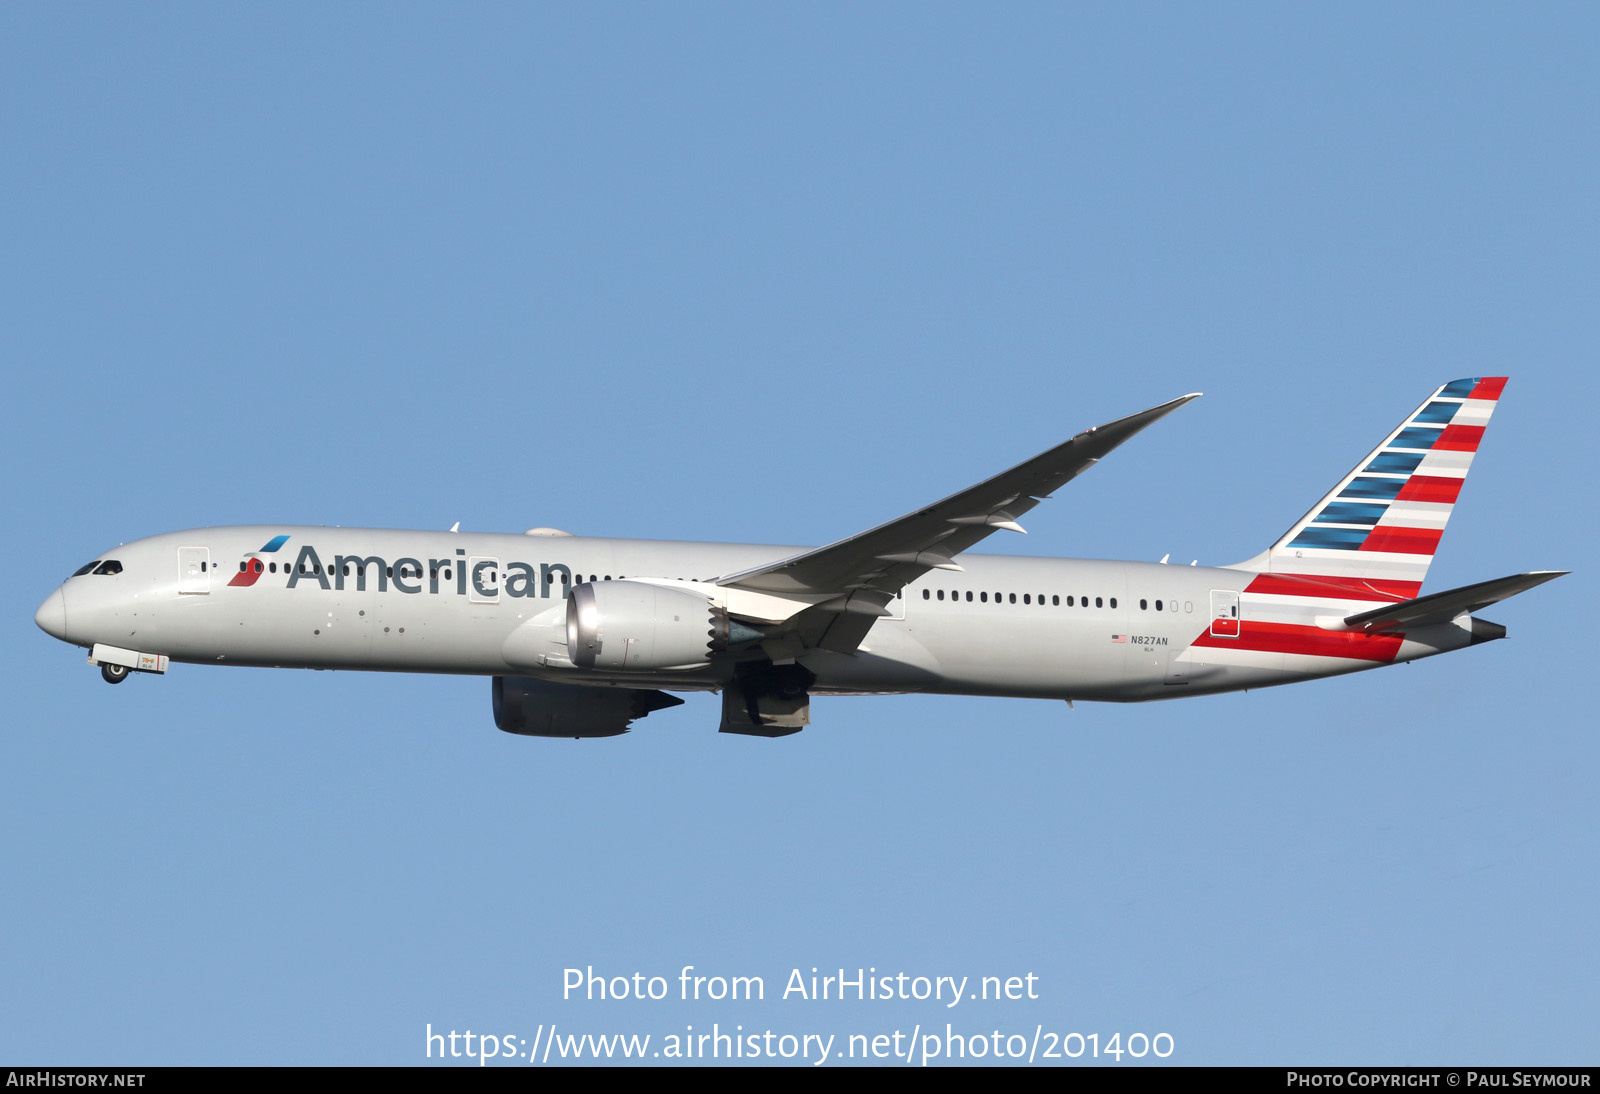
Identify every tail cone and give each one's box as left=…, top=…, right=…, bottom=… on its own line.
left=1469, top=617, right=1507, bottom=645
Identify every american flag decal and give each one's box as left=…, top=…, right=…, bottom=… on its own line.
left=1111, top=634, right=1127, bottom=643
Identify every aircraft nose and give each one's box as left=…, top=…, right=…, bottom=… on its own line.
left=35, top=588, right=68, bottom=641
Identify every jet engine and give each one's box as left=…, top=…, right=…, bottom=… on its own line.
left=565, top=580, right=762, bottom=671
left=493, top=676, right=684, bottom=738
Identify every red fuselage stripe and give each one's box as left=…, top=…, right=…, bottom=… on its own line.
left=1191, top=621, right=1404, bottom=662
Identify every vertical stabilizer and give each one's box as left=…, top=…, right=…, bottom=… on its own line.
left=1230, top=377, right=1506, bottom=598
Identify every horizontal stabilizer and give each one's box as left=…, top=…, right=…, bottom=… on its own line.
left=1342, top=570, right=1567, bottom=632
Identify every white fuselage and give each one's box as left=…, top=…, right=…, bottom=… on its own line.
left=39, top=526, right=1474, bottom=704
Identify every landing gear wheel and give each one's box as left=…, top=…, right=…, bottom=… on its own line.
left=101, top=663, right=129, bottom=685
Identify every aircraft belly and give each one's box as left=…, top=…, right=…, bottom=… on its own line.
left=913, top=612, right=1137, bottom=700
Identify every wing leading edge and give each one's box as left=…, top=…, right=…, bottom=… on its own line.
left=717, top=392, right=1201, bottom=653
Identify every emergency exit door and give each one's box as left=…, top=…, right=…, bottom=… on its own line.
left=178, top=547, right=210, bottom=595
left=1209, top=589, right=1240, bottom=637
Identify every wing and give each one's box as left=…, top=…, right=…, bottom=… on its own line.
left=716, top=392, right=1201, bottom=653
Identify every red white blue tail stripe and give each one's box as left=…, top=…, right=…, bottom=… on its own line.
left=1253, top=376, right=1504, bottom=597
left=1194, top=378, right=1508, bottom=670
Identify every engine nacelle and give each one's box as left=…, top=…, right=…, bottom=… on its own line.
left=493, top=676, right=683, bottom=738
left=567, top=580, right=755, bottom=671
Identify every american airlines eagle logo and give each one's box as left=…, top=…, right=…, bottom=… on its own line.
left=226, top=534, right=291, bottom=588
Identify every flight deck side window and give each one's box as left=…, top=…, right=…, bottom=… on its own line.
left=92, top=560, right=123, bottom=575
left=72, top=561, right=100, bottom=577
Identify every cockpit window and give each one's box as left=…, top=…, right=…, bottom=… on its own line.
left=72, top=561, right=101, bottom=577
left=92, top=560, right=123, bottom=575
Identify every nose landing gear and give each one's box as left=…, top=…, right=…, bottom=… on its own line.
left=88, top=644, right=167, bottom=683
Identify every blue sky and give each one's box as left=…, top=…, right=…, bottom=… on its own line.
left=3, top=4, right=1595, bottom=1066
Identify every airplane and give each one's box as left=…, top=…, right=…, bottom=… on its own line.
left=34, top=377, right=1564, bottom=738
